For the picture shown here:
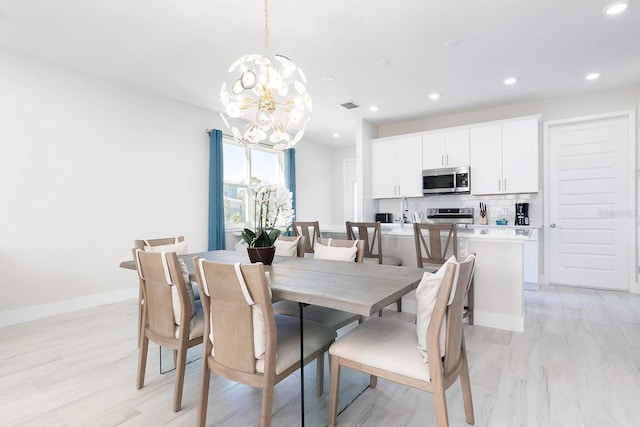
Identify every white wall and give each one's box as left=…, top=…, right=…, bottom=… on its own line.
left=0, top=47, right=334, bottom=321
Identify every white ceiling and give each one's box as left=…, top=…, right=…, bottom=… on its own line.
left=0, top=0, right=638, bottom=147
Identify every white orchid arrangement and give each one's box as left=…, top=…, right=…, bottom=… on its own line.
left=241, top=183, right=295, bottom=247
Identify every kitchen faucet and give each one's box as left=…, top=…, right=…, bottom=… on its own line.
left=400, top=196, right=409, bottom=230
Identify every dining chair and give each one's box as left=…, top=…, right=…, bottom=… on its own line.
left=413, top=223, right=473, bottom=324
left=328, top=256, right=476, bottom=427
left=273, top=237, right=365, bottom=330
left=292, top=221, right=321, bottom=254
left=346, top=221, right=403, bottom=311
left=134, top=249, right=204, bottom=412
left=133, top=236, right=189, bottom=347
left=193, top=259, right=336, bottom=427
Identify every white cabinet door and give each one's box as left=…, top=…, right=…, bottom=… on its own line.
left=470, top=124, right=502, bottom=195
left=397, top=136, right=423, bottom=197
left=502, top=118, right=539, bottom=193
left=372, top=139, right=398, bottom=198
left=422, top=132, right=446, bottom=169
left=445, top=129, right=470, bottom=167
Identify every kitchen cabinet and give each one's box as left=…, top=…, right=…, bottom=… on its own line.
left=372, top=136, right=423, bottom=198
left=470, top=118, right=539, bottom=195
left=422, top=129, right=470, bottom=169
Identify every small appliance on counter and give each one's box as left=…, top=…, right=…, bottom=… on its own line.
left=375, top=213, right=393, bottom=223
left=411, top=211, right=424, bottom=223
left=515, top=203, right=530, bottom=226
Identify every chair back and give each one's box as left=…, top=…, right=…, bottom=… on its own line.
left=413, top=223, right=457, bottom=268
left=134, top=236, right=186, bottom=251
left=345, top=221, right=383, bottom=263
left=276, top=235, right=307, bottom=257
left=426, top=256, right=475, bottom=375
left=134, top=249, right=192, bottom=339
left=292, top=221, right=321, bottom=254
left=194, top=260, right=275, bottom=375
left=316, top=237, right=365, bottom=263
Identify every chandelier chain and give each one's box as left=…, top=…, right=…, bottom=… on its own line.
left=264, top=0, right=269, bottom=57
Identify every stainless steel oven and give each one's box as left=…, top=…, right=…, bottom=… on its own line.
left=422, top=166, right=470, bottom=195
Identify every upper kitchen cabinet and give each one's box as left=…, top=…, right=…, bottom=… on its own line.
left=372, top=135, right=423, bottom=198
left=470, top=117, right=539, bottom=195
left=422, top=129, right=470, bottom=169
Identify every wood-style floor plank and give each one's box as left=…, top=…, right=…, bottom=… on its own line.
left=1, top=285, right=639, bottom=426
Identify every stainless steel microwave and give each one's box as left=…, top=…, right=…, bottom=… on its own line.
left=422, top=166, right=470, bottom=195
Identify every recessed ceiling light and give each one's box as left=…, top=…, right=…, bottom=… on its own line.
left=376, top=59, right=390, bottom=67
left=586, top=72, right=601, bottom=80
left=429, top=93, right=441, bottom=100
left=504, top=77, right=518, bottom=85
left=369, top=105, right=380, bottom=112
left=332, top=133, right=340, bottom=138
left=604, top=1, right=629, bottom=15
left=322, top=75, right=335, bottom=81
left=444, top=39, right=460, bottom=48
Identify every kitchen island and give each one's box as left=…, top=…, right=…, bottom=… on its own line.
left=323, top=224, right=539, bottom=332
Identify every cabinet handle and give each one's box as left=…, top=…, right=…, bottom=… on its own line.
left=441, top=155, right=444, bottom=166
left=504, top=178, right=507, bottom=191
left=446, top=154, right=449, bottom=166
left=398, top=185, right=401, bottom=195
left=498, top=179, right=501, bottom=191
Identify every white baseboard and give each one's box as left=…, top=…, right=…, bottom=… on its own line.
left=473, top=310, right=524, bottom=333
left=0, top=287, right=137, bottom=328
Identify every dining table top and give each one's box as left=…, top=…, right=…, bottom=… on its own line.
left=120, top=250, right=427, bottom=317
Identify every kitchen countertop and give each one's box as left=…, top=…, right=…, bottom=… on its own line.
left=324, top=223, right=539, bottom=241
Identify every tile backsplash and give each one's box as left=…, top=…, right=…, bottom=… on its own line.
left=375, top=192, right=542, bottom=226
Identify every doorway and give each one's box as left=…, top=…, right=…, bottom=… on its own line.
left=343, top=158, right=357, bottom=222
left=545, top=111, right=635, bottom=290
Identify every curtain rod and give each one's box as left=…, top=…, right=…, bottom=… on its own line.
left=205, top=129, right=234, bottom=139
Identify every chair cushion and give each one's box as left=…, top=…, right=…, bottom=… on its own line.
left=273, top=300, right=361, bottom=330
left=144, top=239, right=189, bottom=255
left=275, top=236, right=300, bottom=257
left=174, top=300, right=205, bottom=340
left=415, top=256, right=457, bottom=361
left=169, top=259, right=197, bottom=326
left=252, top=315, right=336, bottom=374
left=314, top=240, right=358, bottom=262
left=330, top=317, right=431, bottom=381
left=381, top=255, right=403, bottom=266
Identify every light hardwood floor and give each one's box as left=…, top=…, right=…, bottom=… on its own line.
left=1, top=285, right=639, bottom=426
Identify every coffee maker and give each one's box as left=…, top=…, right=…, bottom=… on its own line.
left=515, top=203, right=530, bottom=226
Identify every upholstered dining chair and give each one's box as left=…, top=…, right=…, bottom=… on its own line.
left=134, top=249, right=204, bottom=412
left=133, top=236, right=189, bottom=347
left=413, top=224, right=473, bottom=324
left=273, top=237, right=365, bottom=330
left=193, top=259, right=336, bottom=427
left=346, top=221, right=403, bottom=311
left=328, top=255, right=476, bottom=427
left=292, top=221, right=321, bottom=254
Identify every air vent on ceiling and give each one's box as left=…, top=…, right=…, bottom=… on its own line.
left=340, top=101, right=360, bottom=110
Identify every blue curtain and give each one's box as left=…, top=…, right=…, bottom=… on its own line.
left=284, top=148, right=296, bottom=236
left=284, top=148, right=296, bottom=216
left=208, top=129, right=226, bottom=250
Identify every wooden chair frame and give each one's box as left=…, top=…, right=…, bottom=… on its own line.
left=292, top=221, right=321, bottom=254
left=328, top=258, right=476, bottom=427
left=193, top=260, right=334, bottom=427
left=134, top=249, right=203, bottom=412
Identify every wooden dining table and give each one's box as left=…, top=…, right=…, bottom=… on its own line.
left=120, top=250, right=427, bottom=425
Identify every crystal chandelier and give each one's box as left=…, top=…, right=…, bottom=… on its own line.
left=219, top=0, right=312, bottom=150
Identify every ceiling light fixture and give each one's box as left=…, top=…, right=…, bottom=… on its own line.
left=332, top=133, right=340, bottom=138
left=369, top=105, right=380, bottom=112
left=586, top=72, right=601, bottom=80
left=604, top=1, right=630, bottom=15
left=219, top=0, right=311, bottom=150
left=504, top=77, right=518, bottom=85
left=429, top=93, right=441, bottom=100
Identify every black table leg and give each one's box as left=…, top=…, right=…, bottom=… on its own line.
left=299, top=302, right=305, bottom=426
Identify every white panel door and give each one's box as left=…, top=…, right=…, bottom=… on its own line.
left=549, top=115, right=630, bottom=289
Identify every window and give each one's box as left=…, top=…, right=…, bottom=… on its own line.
left=223, top=138, right=284, bottom=227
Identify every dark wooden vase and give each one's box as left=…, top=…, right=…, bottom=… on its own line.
left=247, top=246, right=276, bottom=265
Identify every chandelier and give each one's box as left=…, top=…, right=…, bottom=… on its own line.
left=219, top=0, right=312, bottom=150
